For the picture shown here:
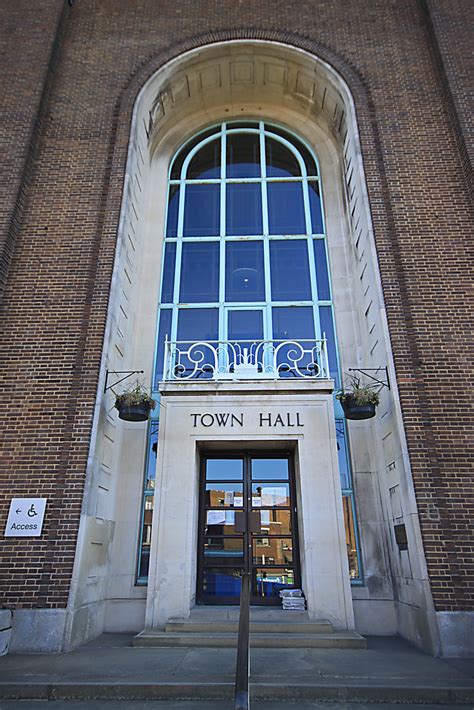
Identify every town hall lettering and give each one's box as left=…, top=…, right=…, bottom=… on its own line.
left=190, top=412, right=303, bottom=428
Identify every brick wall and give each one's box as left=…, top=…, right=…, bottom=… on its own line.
left=0, top=0, right=472, bottom=612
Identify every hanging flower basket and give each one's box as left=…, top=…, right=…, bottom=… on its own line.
left=336, top=379, right=380, bottom=421
left=114, top=384, right=156, bottom=422
left=340, top=395, right=377, bottom=420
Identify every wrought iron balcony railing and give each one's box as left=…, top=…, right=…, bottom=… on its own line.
left=162, top=337, right=329, bottom=382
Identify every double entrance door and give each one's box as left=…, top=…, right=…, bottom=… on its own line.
left=197, top=453, right=300, bottom=605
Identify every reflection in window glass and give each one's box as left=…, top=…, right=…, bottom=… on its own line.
left=206, top=458, right=243, bottom=481
left=251, top=459, right=289, bottom=480
left=137, top=496, right=154, bottom=579
left=228, top=310, right=263, bottom=341
left=205, top=483, right=244, bottom=507
left=183, top=184, right=220, bottom=237
left=161, top=243, right=176, bottom=303
left=253, top=538, right=293, bottom=565
left=265, top=138, right=301, bottom=178
left=272, top=306, right=315, bottom=340
left=226, top=133, right=260, bottom=178
left=171, top=127, right=218, bottom=179
left=179, top=242, right=219, bottom=303
left=226, top=183, right=262, bottom=236
left=252, top=483, right=290, bottom=507
left=343, top=495, right=360, bottom=579
left=336, top=419, right=351, bottom=490
left=225, top=241, right=265, bottom=302
left=254, top=568, right=295, bottom=598
left=187, top=138, right=221, bottom=179
left=267, top=182, right=306, bottom=234
left=204, top=538, right=244, bottom=566
left=270, top=240, right=312, bottom=300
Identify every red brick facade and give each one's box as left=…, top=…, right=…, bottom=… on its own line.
left=0, top=0, right=472, bottom=614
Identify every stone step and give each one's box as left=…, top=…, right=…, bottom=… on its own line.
left=165, top=618, right=333, bottom=634
left=133, top=630, right=367, bottom=649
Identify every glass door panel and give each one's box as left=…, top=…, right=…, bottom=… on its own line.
left=197, top=454, right=299, bottom=605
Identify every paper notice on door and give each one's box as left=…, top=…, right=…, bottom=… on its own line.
left=207, top=510, right=226, bottom=525
left=224, top=491, right=234, bottom=506
left=252, top=496, right=262, bottom=507
left=234, top=496, right=243, bottom=507
left=262, top=487, right=287, bottom=506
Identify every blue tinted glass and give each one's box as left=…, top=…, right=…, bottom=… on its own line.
left=228, top=310, right=263, bottom=340
left=226, top=134, right=260, bottom=178
left=226, top=184, right=262, bottom=236
left=225, top=241, right=265, bottom=302
left=251, top=458, right=289, bottom=480
left=161, top=243, right=176, bottom=303
left=183, top=184, right=220, bottom=237
left=265, top=138, right=301, bottom=177
left=272, top=306, right=315, bottom=339
left=313, top=240, right=331, bottom=301
left=177, top=308, right=219, bottom=342
left=270, top=240, right=312, bottom=301
left=267, top=182, right=306, bottom=234
left=272, top=307, right=316, bottom=378
left=154, top=309, right=172, bottom=386
left=206, top=459, right=243, bottom=480
left=144, top=424, right=159, bottom=491
left=179, top=242, right=219, bottom=303
left=319, top=305, right=339, bottom=386
left=308, top=181, right=323, bottom=233
left=187, top=138, right=221, bottom=179
left=336, top=420, right=351, bottom=490
left=166, top=185, right=179, bottom=237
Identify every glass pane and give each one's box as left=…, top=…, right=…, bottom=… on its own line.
left=225, top=241, right=265, bottom=302
left=179, top=242, right=219, bottom=303
left=228, top=310, right=263, bottom=341
left=272, top=307, right=316, bottom=378
left=319, top=305, right=339, bottom=386
left=265, top=138, right=301, bottom=177
left=138, top=496, right=154, bottom=578
left=267, top=182, right=306, bottom=234
left=259, top=509, right=293, bottom=535
left=252, top=483, right=290, bottom=507
left=171, top=128, right=218, bottom=180
left=204, top=538, right=244, bottom=566
left=270, top=240, right=311, bottom=300
left=228, top=122, right=259, bottom=129
left=205, top=483, right=243, bottom=507
left=154, top=309, right=172, bottom=386
left=205, top=510, right=238, bottom=535
left=226, top=133, right=260, bottom=178
left=253, top=538, right=293, bottom=566
left=161, top=243, right=176, bottom=303
left=202, top=569, right=242, bottom=597
left=343, top=495, right=360, bottom=579
left=177, top=308, right=219, bottom=341
left=183, top=184, right=220, bottom=237
left=308, top=181, right=323, bottom=233
left=252, top=458, right=289, bottom=481
left=254, top=568, right=295, bottom=598
left=336, top=420, right=351, bottom=490
left=145, top=425, right=159, bottom=491
left=265, top=126, right=317, bottom=175
left=166, top=185, right=179, bottom=237
left=272, top=306, right=315, bottom=340
left=206, top=458, right=243, bottom=481
left=186, top=138, right=221, bottom=179
left=226, top=183, right=262, bottom=236
left=313, top=240, right=331, bottom=301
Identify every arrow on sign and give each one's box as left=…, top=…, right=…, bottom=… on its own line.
left=16, top=509, right=21, bottom=514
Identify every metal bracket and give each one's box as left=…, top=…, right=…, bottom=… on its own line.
left=347, top=367, right=390, bottom=390
left=104, top=370, right=144, bottom=393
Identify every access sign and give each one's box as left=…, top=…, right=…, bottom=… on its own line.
left=4, top=498, right=47, bottom=537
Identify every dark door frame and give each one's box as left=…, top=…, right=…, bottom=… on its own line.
left=196, top=450, right=301, bottom=605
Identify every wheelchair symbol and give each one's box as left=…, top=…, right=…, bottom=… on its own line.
left=27, top=504, right=38, bottom=518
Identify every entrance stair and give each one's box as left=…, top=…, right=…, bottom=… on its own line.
left=133, top=606, right=366, bottom=649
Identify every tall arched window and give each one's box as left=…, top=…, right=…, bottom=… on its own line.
left=153, top=121, right=338, bottom=386
left=137, top=121, right=362, bottom=584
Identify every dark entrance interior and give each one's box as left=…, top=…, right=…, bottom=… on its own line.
left=197, top=453, right=300, bottom=605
